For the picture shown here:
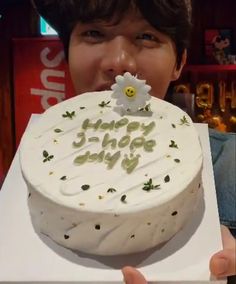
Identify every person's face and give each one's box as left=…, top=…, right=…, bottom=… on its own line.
left=69, top=8, right=186, bottom=99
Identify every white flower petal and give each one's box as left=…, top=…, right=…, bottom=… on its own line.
left=116, top=75, right=124, bottom=83
left=124, top=72, right=132, bottom=80
left=111, top=72, right=152, bottom=112
left=111, top=83, right=117, bottom=91
left=143, top=84, right=152, bottom=93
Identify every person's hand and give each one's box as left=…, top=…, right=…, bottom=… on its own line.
left=122, top=266, right=147, bottom=284
left=209, top=225, right=236, bottom=278
left=122, top=225, right=236, bottom=283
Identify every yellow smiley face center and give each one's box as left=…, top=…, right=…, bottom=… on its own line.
left=124, top=86, right=136, bottom=98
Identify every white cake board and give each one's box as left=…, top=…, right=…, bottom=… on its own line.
left=0, top=115, right=226, bottom=283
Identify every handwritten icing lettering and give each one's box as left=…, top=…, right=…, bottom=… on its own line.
left=100, top=120, right=115, bottom=131
left=127, top=121, right=140, bottom=133
left=74, top=150, right=105, bottom=164
left=118, top=135, right=131, bottom=148
left=81, top=118, right=156, bottom=135
left=114, top=118, right=129, bottom=129
left=88, top=137, right=100, bottom=142
left=141, top=121, right=156, bottom=136
left=102, top=133, right=117, bottom=149
left=74, top=150, right=120, bottom=169
left=82, top=118, right=102, bottom=131
left=144, top=139, right=156, bottom=152
left=73, top=132, right=86, bottom=148
left=74, top=151, right=90, bottom=165
left=73, top=118, right=157, bottom=173
left=88, top=150, right=105, bottom=162
left=130, top=136, right=145, bottom=151
left=104, top=151, right=121, bottom=169
left=121, top=154, right=140, bottom=173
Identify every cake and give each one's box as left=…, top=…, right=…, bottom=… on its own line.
left=20, top=73, right=203, bottom=255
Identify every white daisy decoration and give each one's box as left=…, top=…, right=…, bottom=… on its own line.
left=111, top=72, right=151, bottom=112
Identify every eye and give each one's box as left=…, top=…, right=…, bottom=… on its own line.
left=136, top=33, right=156, bottom=41
left=84, top=30, right=102, bottom=37
left=136, top=32, right=161, bottom=47
left=81, top=30, right=104, bottom=42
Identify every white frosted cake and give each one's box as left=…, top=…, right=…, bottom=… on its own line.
left=20, top=73, right=203, bottom=255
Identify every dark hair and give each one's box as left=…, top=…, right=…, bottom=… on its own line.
left=33, top=0, right=192, bottom=68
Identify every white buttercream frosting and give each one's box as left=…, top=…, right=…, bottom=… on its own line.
left=20, top=90, right=203, bottom=255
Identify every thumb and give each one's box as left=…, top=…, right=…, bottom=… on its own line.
left=122, top=266, right=147, bottom=284
left=210, top=225, right=236, bottom=277
left=210, top=249, right=236, bottom=277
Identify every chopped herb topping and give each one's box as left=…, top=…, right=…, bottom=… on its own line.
left=98, top=195, right=104, bottom=200
left=171, top=124, right=176, bottom=128
left=43, top=150, right=49, bottom=158
left=180, top=115, right=190, bottom=126
left=121, top=194, right=127, bottom=203
left=60, top=176, right=67, bottom=181
left=42, top=150, right=54, bottom=162
left=130, top=234, right=135, bottom=238
left=64, top=234, right=70, bottom=239
left=174, top=158, right=180, bottom=163
left=81, top=184, right=90, bottom=191
left=28, top=193, right=31, bottom=198
left=79, top=203, right=85, bottom=206
left=139, top=103, right=151, bottom=112
left=54, top=128, right=63, bottom=133
left=98, top=100, right=111, bottom=108
left=107, top=188, right=117, bottom=193
left=171, top=211, right=178, bottom=216
left=49, top=171, right=54, bottom=175
left=62, top=111, right=75, bottom=119
left=95, top=224, right=101, bottom=230
left=164, top=175, right=170, bottom=183
left=80, top=106, right=85, bottom=109
left=142, top=178, right=160, bottom=191
left=169, top=140, right=178, bottom=148
left=147, top=222, right=151, bottom=226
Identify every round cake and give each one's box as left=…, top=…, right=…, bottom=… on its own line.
left=20, top=77, right=203, bottom=255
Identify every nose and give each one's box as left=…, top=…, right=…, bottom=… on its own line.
left=100, top=36, right=137, bottom=78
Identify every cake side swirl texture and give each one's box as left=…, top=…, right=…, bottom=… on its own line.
left=20, top=90, right=203, bottom=255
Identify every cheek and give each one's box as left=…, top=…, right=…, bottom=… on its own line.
left=137, top=50, right=177, bottom=99
left=68, top=49, right=82, bottom=89
left=68, top=47, right=96, bottom=94
left=141, top=67, right=175, bottom=99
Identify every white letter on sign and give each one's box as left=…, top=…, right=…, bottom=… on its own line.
left=30, top=47, right=66, bottom=110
